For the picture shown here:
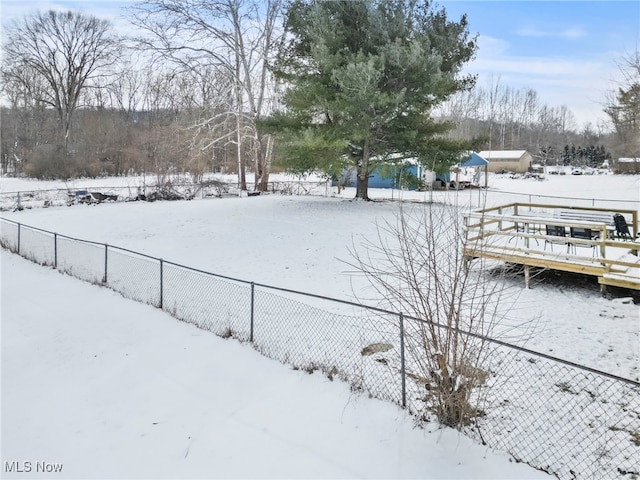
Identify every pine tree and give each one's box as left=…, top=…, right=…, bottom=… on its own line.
left=267, top=0, right=477, bottom=199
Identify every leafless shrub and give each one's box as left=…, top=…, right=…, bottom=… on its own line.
left=348, top=202, right=527, bottom=428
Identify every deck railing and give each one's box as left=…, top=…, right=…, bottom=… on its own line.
left=463, top=203, right=640, bottom=290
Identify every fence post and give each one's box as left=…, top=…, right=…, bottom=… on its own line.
left=54, top=233, right=57, bottom=268
left=250, top=282, right=255, bottom=343
left=399, top=312, right=407, bottom=408
left=159, top=259, right=164, bottom=309
left=103, top=244, right=108, bottom=284
left=17, top=223, right=21, bottom=254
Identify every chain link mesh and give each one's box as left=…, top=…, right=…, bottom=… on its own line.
left=252, top=289, right=403, bottom=405
left=1, top=217, right=638, bottom=479
left=17, top=226, right=55, bottom=265
left=56, top=236, right=105, bottom=284
left=0, top=221, right=20, bottom=252
left=465, top=346, right=640, bottom=479
left=106, top=247, right=162, bottom=307
left=162, top=262, right=252, bottom=339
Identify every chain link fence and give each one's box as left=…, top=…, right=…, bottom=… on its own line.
left=0, top=179, right=332, bottom=211
left=1, top=217, right=638, bottom=479
left=464, top=345, right=640, bottom=479
left=483, top=190, right=640, bottom=213
left=3, top=179, right=639, bottom=213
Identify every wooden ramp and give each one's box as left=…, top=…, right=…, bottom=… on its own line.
left=598, top=254, right=640, bottom=290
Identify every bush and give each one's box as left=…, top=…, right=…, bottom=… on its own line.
left=349, top=203, right=523, bottom=428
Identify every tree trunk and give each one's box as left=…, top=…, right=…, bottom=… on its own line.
left=355, top=141, right=370, bottom=200
left=235, top=88, right=246, bottom=192
left=257, top=133, right=273, bottom=192
left=236, top=110, right=246, bottom=192
left=356, top=166, right=370, bottom=200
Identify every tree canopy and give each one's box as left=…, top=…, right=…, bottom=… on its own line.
left=2, top=10, right=120, bottom=157
left=267, top=0, right=478, bottom=199
left=604, top=49, right=640, bottom=158
left=128, top=0, right=285, bottom=191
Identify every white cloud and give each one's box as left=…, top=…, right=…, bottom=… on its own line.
left=475, top=35, right=511, bottom=56
left=476, top=56, right=603, bottom=77
left=515, top=25, right=588, bottom=39
left=463, top=36, right=619, bottom=127
left=515, top=26, right=549, bottom=37
left=559, top=27, right=588, bottom=39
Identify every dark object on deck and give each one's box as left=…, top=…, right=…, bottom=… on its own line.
left=569, top=227, right=597, bottom=256
left=544, top=225, right=569, bottom=252
left=546, top=225, right=567, bottom=237
left=569, top=227, right=596, bottom=240
left=613, top=213, right=631, bottom=240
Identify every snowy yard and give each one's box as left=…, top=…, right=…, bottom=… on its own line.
left=2, top=251, right=547, bottom=479
left=1, top=171, right=639, bottom=478
left=2, top=173, right=638, bottom=377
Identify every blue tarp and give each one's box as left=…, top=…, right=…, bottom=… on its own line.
left=460, top=152, right=488, bottom=167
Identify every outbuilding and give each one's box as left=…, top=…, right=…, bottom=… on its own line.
left=615, top=158, right=640, bottom=174
left=337, top=152, right=489, bottom=190
left=478, top=150, right=534, bottom=174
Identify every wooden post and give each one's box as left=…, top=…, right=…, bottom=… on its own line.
left=524, top=265, right=530, bottom=289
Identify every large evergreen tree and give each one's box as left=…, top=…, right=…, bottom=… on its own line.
left=268, top=0, right=477, bottom=199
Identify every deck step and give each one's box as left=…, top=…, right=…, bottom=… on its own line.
left=599, top=269, right=640, bottom=290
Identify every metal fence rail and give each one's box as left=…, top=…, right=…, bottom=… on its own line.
left=0, top=180, right=332, bottom=211
left=484, top=190, right=640, bottom=212
left=2, top=181, right=639, bottom=213
left=1, top=217, right=638, bottom=480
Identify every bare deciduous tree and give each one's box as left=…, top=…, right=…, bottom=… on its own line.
left=604, top=49, right=640, bottom=157
left=1, top=64, right=52, bottom=174
left=437, top=77, right=581, bottom=160
left=129, top=0, right=284, bottom=191
left=2, top=10, right=120, bottom=159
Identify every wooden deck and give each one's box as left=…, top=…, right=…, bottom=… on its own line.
left=463, top=203, right=640, bottom=291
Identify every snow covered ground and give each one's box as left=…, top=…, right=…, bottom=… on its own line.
left=2, top=250, right=548, bottom=479
left=1, top=171, right=639, bottom=479
left=1, top=173, right=638, bottom=378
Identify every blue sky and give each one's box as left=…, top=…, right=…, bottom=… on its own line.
left=1, top=0, right=638, bottom=129
left=441, top=1, right=639, bottom=129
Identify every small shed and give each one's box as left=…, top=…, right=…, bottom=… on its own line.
left=338, top=153, right=486, bottom=190
left=338, top=161, right=429, bottom=190
left=615, top=158, right=640, bottom=174
left=478, top=150, right=533, bottom=173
